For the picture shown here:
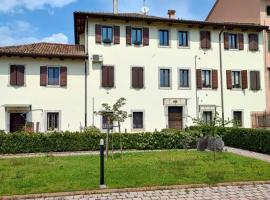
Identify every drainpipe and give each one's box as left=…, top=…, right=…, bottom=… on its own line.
left=195, top=55, right=199, bottom=118
left=84, top=16, right=89, bottom=128
left=219, top=26, right=226, bottom=126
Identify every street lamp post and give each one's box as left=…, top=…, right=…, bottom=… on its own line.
left=100, top=139, right=106, bottom=188
left=195, top=55, right=200, bottom=119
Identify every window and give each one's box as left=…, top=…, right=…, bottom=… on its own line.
left=202, top=70, right=211, bottom=88
left=250, top=71, right=261, bottom=91
left=10, top=65, right=25, bottom=86
left=132, top=112, right=144, bottom=129
left=178, top=31, right=188, bottom=47
left=179, top=69, right=190, bottom=88
left=267, top=6, right=270, bottom=16
left=132, top=28, right=142, bottom=45
left=159, top=69, right=171, bottom=88
left=102, top=26, right=113, bottom=43
left=47, top=112, right=59, bottom=131
left=229, top=34, right=238, bottom=49
left=131, top=67, right=144, bottom=89
left=48, top=67, right=60, bottom=86
left=232, top=71, right=241, bottom=88
left=233, top=111, right=243, bottom=127
left=102, top=114, right=113, bottom=129
left=159, top=30, right=169, bottom=46
left=202, top=111, right=212, bottom=124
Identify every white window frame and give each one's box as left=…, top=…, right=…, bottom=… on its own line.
left=178, top=68, right=191, bottom=90
left=231, top=70, right=242, bottom=89
left=201, top=69, right=212, bottom=89
left=45, top=110, right=61, bottom=132
left=47, top=66, right=61, bottom=86
left=232, top=110, right=244, bottom=127
left=131, top=110, right=145, bottom=131
left=158, top=67, right=172, bottom=89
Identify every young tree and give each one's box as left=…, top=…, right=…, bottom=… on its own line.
left=95, top=98, right=131, bottom=159
left=193, top=112, right=232, bottom=161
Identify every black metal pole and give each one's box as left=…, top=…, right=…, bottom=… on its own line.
left=100, top=139, right=106, bottom=188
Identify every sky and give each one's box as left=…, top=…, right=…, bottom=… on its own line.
left=0, top=0, right=216, bottom=46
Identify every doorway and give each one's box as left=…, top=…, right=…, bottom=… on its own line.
left=10, top=113, right=26, bottom=132
left=168, top=106, right=183, bottom=130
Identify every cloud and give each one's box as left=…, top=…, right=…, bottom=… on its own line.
left=0, top=20, right=68, bottom=46
left=0, top=0, right=77, bottom=13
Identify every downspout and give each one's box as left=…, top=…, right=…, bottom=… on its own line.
left=195, top=55, right=199, bottom=118
left=84, top=16, right=89, bottom=128
left=219, top=26, right=226, bottom=126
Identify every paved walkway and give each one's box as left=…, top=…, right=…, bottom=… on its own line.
left=29, top=184, right=270, bottom=200
left=224, top=147, right=270, bottom=163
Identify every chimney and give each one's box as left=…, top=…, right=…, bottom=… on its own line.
left=168, top=10, right=176, bottom=19
left=113, top=0, right=118, bottom=14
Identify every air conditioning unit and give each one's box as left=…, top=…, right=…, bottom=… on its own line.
left=92, top=54, right=103, bottom=63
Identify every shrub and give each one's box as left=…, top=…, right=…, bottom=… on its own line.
left=0, top=130, right=199, bottom=154
left=222, top=128, right=270, bottom=154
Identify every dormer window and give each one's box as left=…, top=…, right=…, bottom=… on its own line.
left=132, top=28, right=142, bottom=45
left=102, top=26, right=113, bottom=44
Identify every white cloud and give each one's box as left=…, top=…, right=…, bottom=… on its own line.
left=0, top=20, right=69, bottom=46
left=0, top=0, right=77, bottom=13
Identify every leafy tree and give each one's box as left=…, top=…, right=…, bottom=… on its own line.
left=95, top=98, right=131, bottom=159
left=193, top=112, right=232, bottom=161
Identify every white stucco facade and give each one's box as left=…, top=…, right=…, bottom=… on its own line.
left=86, top=19, right=266, bottom=132
left=0, top=57, right=85, bottom=132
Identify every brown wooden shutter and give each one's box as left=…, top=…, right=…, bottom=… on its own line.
left=196, top=69, right=202, bottom=89
left=16, top=65, right=25, bottom=86
left=238, top=33, right=244, bottom=50
left=60, top=66, right=67, bottom=87
left=126, top=26, right=131, bottom=45
left=212, top=69, right=218, bottom=89
left=95, top=24, right=102, bottom=44
left=114, top=26, right=120, bottom=44
left=249, top=34, right=258, bottom=51
left=132, top=67, right=144, bottom=89
left=200, top=31, right=206, bottom=49
left=226, top=70, right=232, bottom=89
left=250, top=71, right=260, bottom=90
left=10, top=65, right=17, bottom=86
left=40, top=66, right=47, bottom=86
left=224, top=32, right=229, bottom=49
left=206, top=31, right=211, bottom=49
left=143, top=27, right=149, bottom=46
left=241, top=70, right=248, bottom=89
left=102, top=66, right=114, bottom=88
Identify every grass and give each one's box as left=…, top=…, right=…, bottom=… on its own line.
left=1, top=151, right=270, bottom=196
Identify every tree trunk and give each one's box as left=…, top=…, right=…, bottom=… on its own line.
left=118, top=121, right=123, bottom=160
left=111, top=129, right=114, bottom=159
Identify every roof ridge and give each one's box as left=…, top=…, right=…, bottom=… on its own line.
left=0, top=42, right=84, bottom=49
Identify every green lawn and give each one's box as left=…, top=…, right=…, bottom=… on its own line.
left=1, top=151, right=270, bottom=196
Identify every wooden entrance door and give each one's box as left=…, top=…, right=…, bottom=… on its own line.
left=168, top=107, right=183, bottom=130
left=10, top=113, right=26, bottom=132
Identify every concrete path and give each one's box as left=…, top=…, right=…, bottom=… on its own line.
left=224, top=147, right=270, bottom=163
left=29, top=184, right=270, bottom=200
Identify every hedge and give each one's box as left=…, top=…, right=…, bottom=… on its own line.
left=0, top=130, right=199, bottom=154
left=223, top=128, right=270, bottom=154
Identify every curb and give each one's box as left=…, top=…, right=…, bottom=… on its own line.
left=1, top=180, right=270, bottom=200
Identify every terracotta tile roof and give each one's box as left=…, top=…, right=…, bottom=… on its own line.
left=0, top=42, right=87, bottom=59
left=74, top=12, right=269, bottom=43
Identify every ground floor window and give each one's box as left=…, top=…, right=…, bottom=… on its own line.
left=132, top=112, right=144, bottom=129
left=202, top=111, right=212, bottom=124
left=102, top=114, right=113, bottom=129
left=47, top=112, right=59, bottom=131
left=233, top=111, right=243, bottom=127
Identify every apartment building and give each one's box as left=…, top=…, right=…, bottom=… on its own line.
left=206, top=0, right=270, bottom=127
left=0, top=9, right=267, bottom=132
left=74, top=11, right=266, bottom=132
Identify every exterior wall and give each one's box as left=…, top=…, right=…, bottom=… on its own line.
left=0, top=57, right=85, bottom=132
left=207, top=0, right=270, bottom=112
left=206, top=0, right=261, bottom=24
left=86, top=19, right=266, bottom=132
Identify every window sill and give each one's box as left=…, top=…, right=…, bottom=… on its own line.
left=46, top=85, right=61, bottom=88
left=131, top=128, right=145, bottom=132
left=159, top=86, right=172, bottom=90
left=178, top=46, right=190, bottom=49
left=178, top=87, right=191, bottom=90
left=158, top=45, right=171, bottom=48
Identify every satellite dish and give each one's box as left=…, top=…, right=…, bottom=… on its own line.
left=141, top=6, right=149, bottom=15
